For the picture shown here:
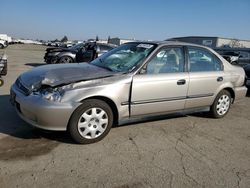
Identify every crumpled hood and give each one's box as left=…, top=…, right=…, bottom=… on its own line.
left=19, top=63, right=116, bottom=89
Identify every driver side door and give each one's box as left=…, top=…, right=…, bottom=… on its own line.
left=130, top=47, right=189, bottom=116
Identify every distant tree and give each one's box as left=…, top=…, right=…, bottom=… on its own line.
left=61, top=36, right=68, bottom=42
left=108, top=36, right=111, bottom=43
left=96, top=35, right=99, bottom=41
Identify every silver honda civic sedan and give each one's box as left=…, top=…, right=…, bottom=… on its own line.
left=10, top=41, right=247, bottom=144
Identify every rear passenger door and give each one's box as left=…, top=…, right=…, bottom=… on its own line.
left=185, top=47, right=225, bottom=109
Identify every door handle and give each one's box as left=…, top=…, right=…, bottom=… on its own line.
left=177, top=79, right=186, bottom=85
left=217, top=77, right=223, bottom=82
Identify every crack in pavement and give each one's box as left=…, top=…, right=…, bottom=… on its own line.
left=150, top=149, right=174, bottom=188
left=128, top=135, right=141, bottom=160
left=233, top=168, right=250, bottom=188
left=174, top=122, right=203, bottom=187
left=161, top=122, right=223, bottom=171
left=236, top=171, right=241, bottom=188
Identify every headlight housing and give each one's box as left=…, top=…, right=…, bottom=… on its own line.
left=39, top=87, right=65, bottom=102
left=33, top=84, right=72, bottom=102
left=42, top=89, right=62, bottom=102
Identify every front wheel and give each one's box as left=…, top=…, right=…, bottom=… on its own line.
left=59, top=56, right=74, bottom=64
left=68, top=99, right=113, bottom=144
left=210, top=90, right=231, bottom=118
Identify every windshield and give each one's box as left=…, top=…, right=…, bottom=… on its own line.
left=91, top=43, right=156, bottom=72
left=69, top=43, right=84, bottom=50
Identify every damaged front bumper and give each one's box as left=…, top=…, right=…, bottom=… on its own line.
left=10, top=84, right=81, bottom=131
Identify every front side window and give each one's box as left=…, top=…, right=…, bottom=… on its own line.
left=146, top=47, right=185, bottom=74
left=188, top=47, right=222, bottom=72
left=91, top=43, right=156, bottom=72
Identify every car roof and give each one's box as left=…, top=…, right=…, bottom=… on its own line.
left=127, top=41, right=213, bottom=50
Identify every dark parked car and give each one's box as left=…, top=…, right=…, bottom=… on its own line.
left=214, top=48, right=250, bottom=88
left=214, top=48, right=250, bottom=66
left=44, top=42, right=116, bottom=64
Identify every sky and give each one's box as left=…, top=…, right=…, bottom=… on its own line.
left=0, top=0, right=250, bottom=41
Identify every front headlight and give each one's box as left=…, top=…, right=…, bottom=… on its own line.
left=42, top=90, right=62, bottom=102
left=33, top=84, right=72, bottom=102
left=40, top=88, right=64, bottom=102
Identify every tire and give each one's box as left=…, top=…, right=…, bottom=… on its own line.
left=231, top=61, right=238, bottom=65
left=68, top=99, right=113, bottom=144
left=210, top=90, right=231, bottom=118
left=0, top=44, right=4, bottom=49
left=59, top=56, right=74, bottom=64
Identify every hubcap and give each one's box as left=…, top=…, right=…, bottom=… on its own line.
left=77, top=108, right=108, bottom=139
left=216, top=95, right=230, bottom=116
left=61, top=57, right=72, bottom=63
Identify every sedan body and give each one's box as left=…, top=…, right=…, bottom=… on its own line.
left=11, top=41, right=247, bottom=144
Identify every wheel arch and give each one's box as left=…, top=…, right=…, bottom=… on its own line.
left=213, top=81, right=235, bottom=103
left=223, top=87, right=235, bottom=103
left=79, top=96, right=119, bottom=126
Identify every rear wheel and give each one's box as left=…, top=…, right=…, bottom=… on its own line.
left=0, top=44, right=4, bottom=49
left=68, top=99, right=113, bottom=144
left=210, top=90, right=231, bottom=118
left=59, top=56, right=74, bottom=64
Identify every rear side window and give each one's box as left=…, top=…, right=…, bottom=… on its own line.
left=188, top=47, right=223, bottom=72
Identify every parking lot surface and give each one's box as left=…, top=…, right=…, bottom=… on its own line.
left=0, top=44, right=250, bottom=188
